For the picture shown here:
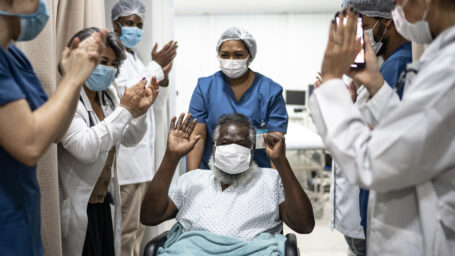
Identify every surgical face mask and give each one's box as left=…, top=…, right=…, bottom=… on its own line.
left=86, top=65, right=116, bottom=92
left=0, top=0, right=49, bottom=41
left=214, top=144, right=252, bottom=175
left=218, top=56, right=249, bottom=79
left=117, top=22, right=144, bottom=48
left=365, top=20, right=386, bottom=55
left=391, top=0, right=433, bottom=44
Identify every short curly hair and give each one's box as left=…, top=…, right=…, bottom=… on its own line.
left=212, top=113, right=256, bottom=147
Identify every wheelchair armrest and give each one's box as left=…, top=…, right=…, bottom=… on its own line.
left=143, top=231, right=169, bottom=256
left=285, top=233, right=299, bottom=256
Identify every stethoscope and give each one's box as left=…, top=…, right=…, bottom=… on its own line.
left=79, top=91, right=115, bottom=127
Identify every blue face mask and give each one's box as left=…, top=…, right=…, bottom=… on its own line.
left=0, top=0, right=50, bottom=41
left=86, top=65, right=116, bottom=92
left=117, top=21, right=144, bottom=48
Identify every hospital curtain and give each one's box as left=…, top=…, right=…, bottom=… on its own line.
left=15, top=0, right=106, bottom=255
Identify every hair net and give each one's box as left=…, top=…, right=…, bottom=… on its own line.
left=216, top=27, right=257, bottom=60
left=111, top=0, right=146, bottom=21
left=341, top=0, right=395, bottom=19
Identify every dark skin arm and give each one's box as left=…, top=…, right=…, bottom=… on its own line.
left=265, top=133, right=315, bottom=234
left=185, top=123, right=207, bottom=171
left=141, top=113, right=201, bottom=226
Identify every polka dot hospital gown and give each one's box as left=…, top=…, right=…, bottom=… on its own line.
left=169, top=168, right=285, bottom=241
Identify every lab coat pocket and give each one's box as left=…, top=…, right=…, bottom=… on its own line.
left=60, top=199, right=71, bottom=238
left=369, top=217, right=423, bottom=255
left=438, top=202, right=455, bottom=231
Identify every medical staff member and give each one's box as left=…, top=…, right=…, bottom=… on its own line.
left=187, top=27, right=288, bottom=170
left=58, top=28, right=158, bottom=256
left=111, top=0, right=177, bottom=255
left=0, top=1, right=105, bottom=255
left=309, top=1, right=455, bottom=255
left=342, top=0, right=412, bottom=240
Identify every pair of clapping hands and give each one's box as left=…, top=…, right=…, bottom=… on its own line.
left=59, top=29, right=165, bottom=118
left=316, top=8, right=385, bottom=98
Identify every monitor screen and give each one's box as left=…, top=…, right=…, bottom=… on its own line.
left=286, top=90, right=306, bottom=106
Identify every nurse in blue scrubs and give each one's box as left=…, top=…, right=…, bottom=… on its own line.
left=0, top=1, right=105, bottom=255
left=187, top=27, right=288, bottom=170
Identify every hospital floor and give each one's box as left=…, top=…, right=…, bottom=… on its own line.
left=283, top=202, right=349, bottom=256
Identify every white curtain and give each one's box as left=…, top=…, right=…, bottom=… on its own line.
left=16, top=1, right=106, bottom=255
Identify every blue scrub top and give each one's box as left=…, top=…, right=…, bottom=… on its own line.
left=189, top=71, right=288, bottom=170
left=0, top=44, right=48, bottom=256
left=359, top=42, right=412, bottom=232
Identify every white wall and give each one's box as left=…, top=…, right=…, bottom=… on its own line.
left=174, top=13, right=334, bottom=114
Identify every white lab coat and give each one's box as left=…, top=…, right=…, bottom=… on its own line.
left=329, top=162, right=365, bottom=240
left=308, top=25, right=455, bottom=255
left=329, top=87, right=369, bottom=240
left=113, top=50, right=164, bottom=185
left=58, top=86, right=148, bottom=256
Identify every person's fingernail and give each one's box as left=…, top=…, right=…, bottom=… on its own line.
left=342, top=9, right=347, bottom=15
left=142, top=77, right=146, bottom=81
left=350, top=7, right=354, bottom=12
left=332, top=19, right=336, bottom=25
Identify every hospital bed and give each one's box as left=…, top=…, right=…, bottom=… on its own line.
left=285, top=121, right=329, bottom=219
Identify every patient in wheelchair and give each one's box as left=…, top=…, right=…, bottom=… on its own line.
left=141, top=113, right=314, bottom=255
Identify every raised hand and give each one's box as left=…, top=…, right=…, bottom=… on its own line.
left=264, top=133, right=286, bottom=162
left=347, top=33, right=385, bottom=97
left=166, top=113, right=201, bottom=159
left=60, top=30, right=107, bottom=86
left=320, top=9, right=361, bottom=82
left=152, top=41, right=178, bottom=69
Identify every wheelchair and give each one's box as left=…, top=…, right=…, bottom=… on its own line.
left=143, top=230, right=300, bottom=256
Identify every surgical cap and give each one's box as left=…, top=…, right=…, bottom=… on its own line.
left=111, top=0, right=146, bottom=21
left=216, top=27, right=257, bottom=60
left=341, top=0, right=395, bottom=19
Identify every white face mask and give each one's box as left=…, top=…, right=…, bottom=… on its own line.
left=391, top=0, right=433, bottom=44
left=365, top=20, right=386, bottom=55
left=214, top=144, right=251, bottom=175
left=218, top=57, right=249, bottom=79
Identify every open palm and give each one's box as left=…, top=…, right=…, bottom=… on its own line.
left=167, top=113, right=201, bottom=158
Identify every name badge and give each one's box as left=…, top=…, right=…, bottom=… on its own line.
left=255, top=129, right=268, bottom=149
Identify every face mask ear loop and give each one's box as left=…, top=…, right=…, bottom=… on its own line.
left=377, top=20, right=387, bottom=43
left=421, top=4, right=429, bottom=21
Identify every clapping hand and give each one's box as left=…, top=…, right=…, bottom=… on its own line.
left=61, top=30, right=107, bottom=85
left=120, top=76, right=159, bottom=118
left=152, top=41, right=178, bottom=69
left=166, top=113, right=201, bottom=159
left=320, top=9, right=361, bottom=82
left=347, top=33, right=385, bottom=97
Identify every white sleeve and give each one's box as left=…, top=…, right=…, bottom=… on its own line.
left=356, top=82, right=401, bottom=127
left=61, top=104, right=133, bottom=164
left=308, top=71, right=455, bottom=193
left=120, top=113, right=148, bottom=147
left=144, top=60, right=164, bottom=82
